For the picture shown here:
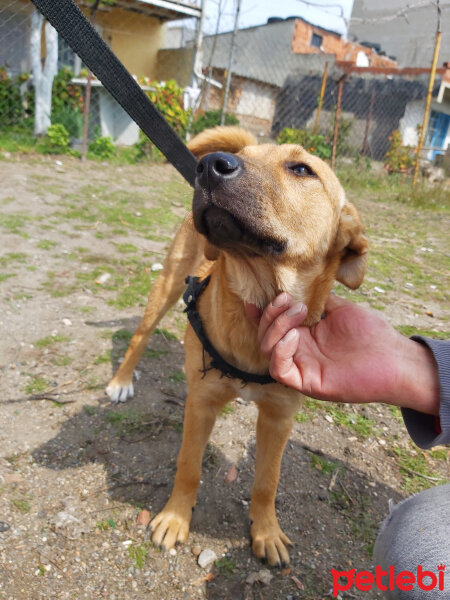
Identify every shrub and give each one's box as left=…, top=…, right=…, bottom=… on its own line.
left=40, top=123, right=70, bottom=153
left=0, top=68, right=31, bottom=127
left=88, top=136, right=116, bottom=159
left=51, top=68, right=84, bottom=115
left=277, top=127, right=332, bottom=160
left=384, top=130, right=415, bottom=173
left=139, top=78, right=190, bottom=140
left=191, top=110, right=239, bottom=135
left=52, top=105, right=84, bottom=138
left=134, top=130, right=164, bottom=162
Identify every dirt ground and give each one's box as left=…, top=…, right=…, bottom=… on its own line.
left=0, top=152, right=448, bottom=600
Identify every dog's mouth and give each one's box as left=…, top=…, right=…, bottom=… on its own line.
left=197, top=204, right=286, bottom=257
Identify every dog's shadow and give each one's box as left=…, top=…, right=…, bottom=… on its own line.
left=33, top=358, right=401, bottom=600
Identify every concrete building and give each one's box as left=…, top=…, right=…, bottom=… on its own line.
left=349, top=0, right=450, bottom=68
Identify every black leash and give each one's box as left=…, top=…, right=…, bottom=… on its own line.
left=30, top=0, right=198, bottom=187
left=183, top=276, right=276, bottom=385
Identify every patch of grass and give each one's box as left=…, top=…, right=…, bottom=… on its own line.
left=25, top=375, right=48, bottom=394
left=395, top=325, right=448, bottom=340
left=295, top=411, right=310, bottom=423
left=112, top=329, right=133, bottom=344
left=0, top=127, right=38, bottom=153
left=35, top=334, right=70, bottom=348
left=115, top=243, right=138, bottom=254
left=337, top=162, right=450, bottom=212
left=324, top=404, right=375, bottom=438
left=0, top=252, right=28, bottom=266
left=96, top=518, right=117, bottom=530
left=106, top=408, right=141, bottom=427
left=0, top=213, right=29, bottom=234
left=11, top=497, right=31, bottom=513
left=220, top=403, right=236, bottom=416
left=388, top=405, right=403, bottom=421
left=128, top=543, right=149, bottom=568
left=154, top=327, right=178, bottom=341
left=392, top=446, right=446, bottom=494
left=0, top=273, right=16, bottom=282
left=144, top=348, right=169, bottom=359
left=111, top=267, right=154, bottom=308
left=79, top=306, right=95, bottom=314
left=83, top=405, right=97, bottom=416
left=168, top=370, right=185, bottom=383
left=85, top=374, right=101, bottom=390
left=310, top=454, right=339, bottom=476
left=215, top=557, right=236, bottom=577
left=37, top=240, right=58, bottom=250
left=94, top=350, right=112, bottom=365
left=51, top=355, right=72, bottom=367
left=431, top=448, right=448, bottom=462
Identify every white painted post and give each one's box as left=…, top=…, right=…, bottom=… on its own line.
left=30, top=9, right=58, bottom=136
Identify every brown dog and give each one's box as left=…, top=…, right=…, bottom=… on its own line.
left=105, top=126, right=368, bottom=566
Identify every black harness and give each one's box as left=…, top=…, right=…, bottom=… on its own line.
left=183, top=276, right=276, bottom=385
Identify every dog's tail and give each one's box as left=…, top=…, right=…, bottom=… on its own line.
left=188, top=126, right=257, bottom=159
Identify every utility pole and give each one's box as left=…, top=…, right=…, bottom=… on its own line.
left=220, top=0, right=241, bottom=126
left=191, top=0, right=208, bottom=89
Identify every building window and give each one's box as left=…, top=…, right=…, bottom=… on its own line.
left=311, top=33, right=323, bottom=48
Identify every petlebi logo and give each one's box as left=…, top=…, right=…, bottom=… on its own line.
left=330, top=564, right=446, bottom=596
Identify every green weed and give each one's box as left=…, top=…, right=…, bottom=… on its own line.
left=215, top=557, right=236, bottom=577
left=35, top=334, right=70, bottom=348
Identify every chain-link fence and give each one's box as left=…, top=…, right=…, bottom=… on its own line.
left=1, top=0, right=449, bottom=173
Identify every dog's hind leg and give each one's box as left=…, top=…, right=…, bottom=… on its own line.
left=106, top=213, right=210, bottom=402
left=250, top=396, right=298, bottom=567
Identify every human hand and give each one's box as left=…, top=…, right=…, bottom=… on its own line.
left=246, top=294, right=440, bottom=415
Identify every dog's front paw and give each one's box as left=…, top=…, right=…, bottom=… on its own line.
left=150, top=502, right=191, bottom=550
left=251, top=519, right=292, bottom=567
left=105, top=377, right=134, bottom=403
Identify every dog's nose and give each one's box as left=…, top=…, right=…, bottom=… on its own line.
left=196, top=152, right=242, bottom=189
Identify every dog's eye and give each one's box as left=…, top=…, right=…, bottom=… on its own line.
left=288, top=163, right=315, bottom=177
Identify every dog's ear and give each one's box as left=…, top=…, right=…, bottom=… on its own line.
left=334, top=202, right=368, bottom=289
left=187, top=126, right=257, bottom=159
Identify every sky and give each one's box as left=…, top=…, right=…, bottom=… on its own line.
left=203, top=0, right=354, bottom=37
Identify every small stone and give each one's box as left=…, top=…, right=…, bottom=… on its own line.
left=224, top=464, right=238, bottom=484
left=373, top=286, right=386, bottom=294
left=324, top=414, right=333, bottom=423
left=0, top=521, right=10, bottom=532
left=151, top=263, right=164, bottom=272
left=135, top=509, right=151, bottom=527
left=197, top=548, right=217, bottom=569
left=191, top=545, right=201, bottom=557
left=169, top=548, right=177, bottom=556
left=95, top=273, right=111, bottom=285
left=62, top=318, right=72, bottom=326
left=246, top=569, right=273, bottom=585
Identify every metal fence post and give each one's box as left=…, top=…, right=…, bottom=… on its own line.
left=313, top=61, right=328, bottom=135
left=362, top=88, right=375, bottom=157
left=412, top=30, right=442, bottom=186
left=331, top=75, right=346, bottom=170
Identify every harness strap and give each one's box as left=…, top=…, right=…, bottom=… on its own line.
left=183, top=276, right=276, bottom=385
left=30, top=0, right=198, bottom=187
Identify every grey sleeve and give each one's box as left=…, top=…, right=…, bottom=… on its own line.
left=401, top=337, right=450, bottom=449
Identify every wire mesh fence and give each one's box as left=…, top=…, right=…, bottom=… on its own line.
left=0, top=0, right=448, bottom=173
